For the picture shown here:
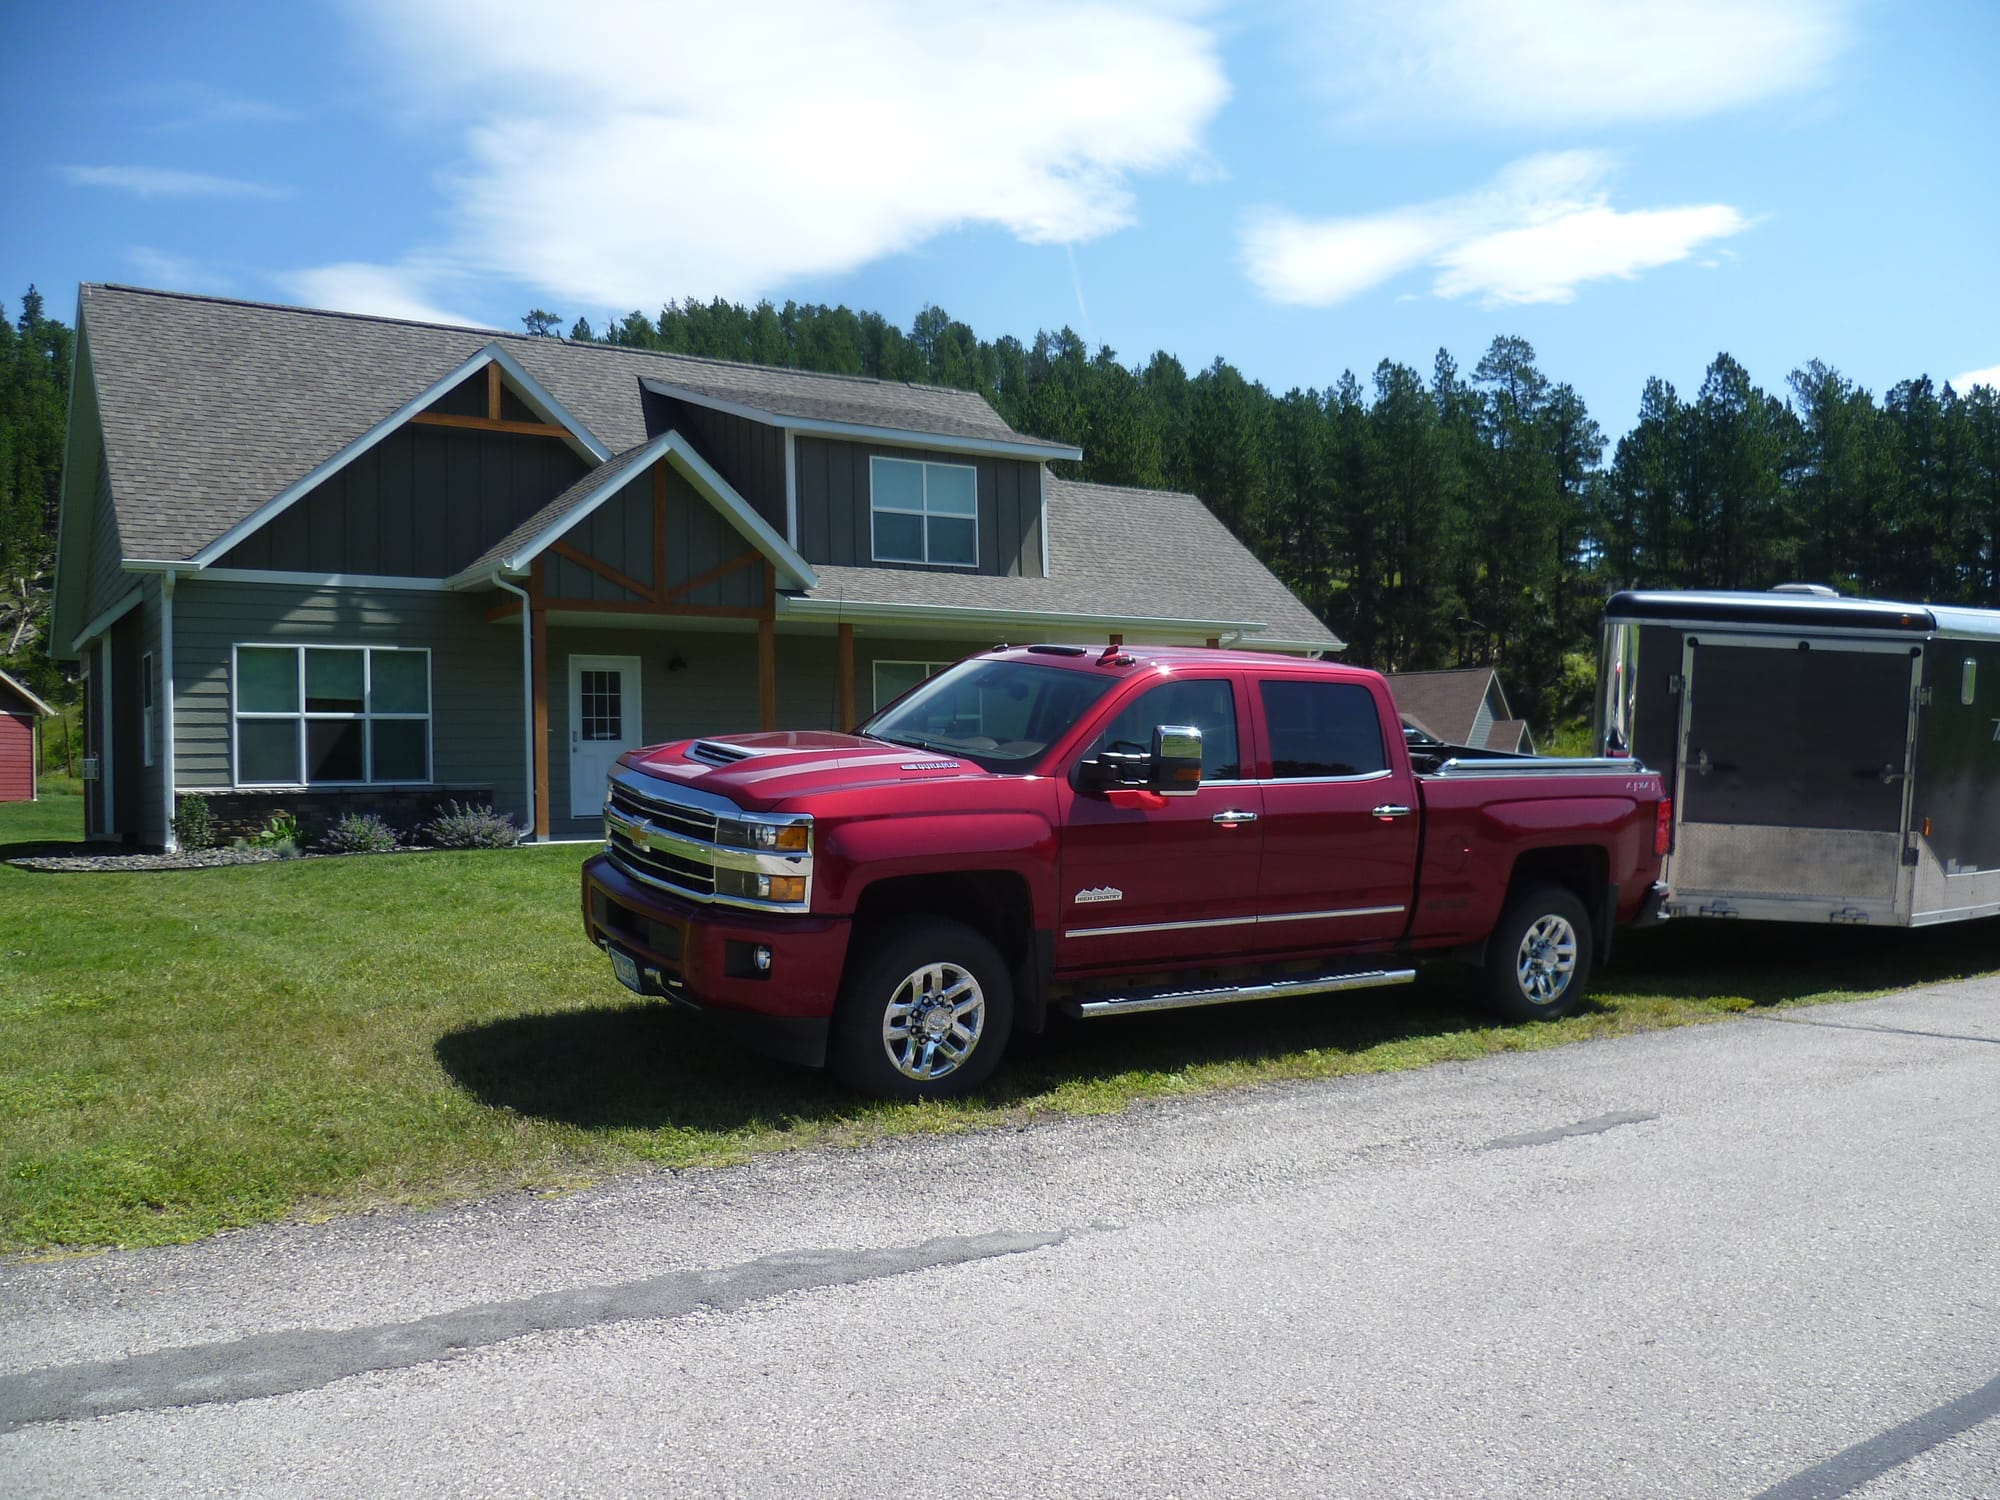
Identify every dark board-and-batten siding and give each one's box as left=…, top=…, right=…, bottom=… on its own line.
left=539, top=461, right=766, bottom=610
left=654, top=398, right=788, bottom=538
left=217, top=426, right=588, bottom=578
left=793, top=438, right=1043, bottom=578
left=170, top=579, right=527, bottom=822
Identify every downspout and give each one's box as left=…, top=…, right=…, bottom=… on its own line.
left=160, top=567, right=179, bottom=850
left=491, top=571, right=536, bottom=837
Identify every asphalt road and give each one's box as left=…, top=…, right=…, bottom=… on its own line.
left=3, top=980, right=1998, bottom=1498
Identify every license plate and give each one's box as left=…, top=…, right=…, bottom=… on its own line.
left=607, top=946, right=644, bottom=994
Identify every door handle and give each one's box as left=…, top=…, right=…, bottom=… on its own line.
left=1372, top=804, right=1413, bottom=820
left=1212, top=810, right=1259, bottom=826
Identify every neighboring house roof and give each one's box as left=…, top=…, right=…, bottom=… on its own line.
left=74, top=284, right=1075, bottom=567
left=1486, top=718, right=1532, bottom=753
left=788, top=478, right=1343, bottom=649
left=1383, top=667, right=1506, bottom=746
left=0, top=668, right=56, bottom=718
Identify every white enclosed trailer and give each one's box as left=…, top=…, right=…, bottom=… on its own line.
left=1598, top=588, right=2000, bottom=927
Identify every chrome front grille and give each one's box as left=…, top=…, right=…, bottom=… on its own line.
left=602, top=766, right=813, bottom=913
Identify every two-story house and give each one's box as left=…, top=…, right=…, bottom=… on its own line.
left=51, top=285, right=1341, bottom=846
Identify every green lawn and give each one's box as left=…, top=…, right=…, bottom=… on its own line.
left=5, top=786, right=1998, bottom=1254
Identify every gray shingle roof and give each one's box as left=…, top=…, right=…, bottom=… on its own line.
left=78, top=284, right=1069, bottom=563
left=1384, top=668, right=1500, bottom=744
left=800, top=477, right=1342, bottom=648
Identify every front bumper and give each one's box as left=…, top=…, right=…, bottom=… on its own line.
left=581, top=853, right=853, bottom=1067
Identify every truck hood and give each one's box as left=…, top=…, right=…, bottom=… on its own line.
left=620, top=731, right=991, bottom=804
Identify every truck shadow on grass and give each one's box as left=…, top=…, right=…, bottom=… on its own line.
left=435, top=917, right=2000, bottom=1135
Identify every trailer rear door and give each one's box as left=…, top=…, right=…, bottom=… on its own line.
left=1673, top=635, right=1921, bottom=918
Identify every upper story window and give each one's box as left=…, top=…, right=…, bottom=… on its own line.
left=870, top=456, right=978, bottom=568
left=232, top=644, right=432, bottom=787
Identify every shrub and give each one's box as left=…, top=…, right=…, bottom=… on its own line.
left=424, top=800, right=523, bottom=849
left=250, top=812, right=303, bottom=849
left=173, top=794, right=217, bottom=851
left=317, top=812, right=401, bottom=854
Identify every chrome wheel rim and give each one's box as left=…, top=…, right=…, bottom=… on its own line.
left=1515, top=915, right=1578, bottom=1006
left=882, top=961, right=986, bottom=1082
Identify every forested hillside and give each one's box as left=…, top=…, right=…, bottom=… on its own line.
left=0, top=288, right=70, bottom=701
left=3, top=286, right=1997, bottom=736
left=554, top=298, right=2000, bottom=727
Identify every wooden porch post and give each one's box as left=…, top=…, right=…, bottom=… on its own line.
left=758, top=560, right=777, bottom=731
left=1109, top=633, right=1124, bottom=647
left=530, top=559, right=551, bottom=840
left=1206, top=637, right=1221, bottom=650
left=836, top=623, right=855, bottom=730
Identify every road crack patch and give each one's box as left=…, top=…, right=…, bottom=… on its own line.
left=1486, top=1109, right=1659, bottom=1150
left=0, top=1229, right=1064, bottom=1433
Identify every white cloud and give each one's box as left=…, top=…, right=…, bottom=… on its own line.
left=1953, top=364, right=2000, bottom=393
left=343, top=0, right=1228, bottom=307
left=1297, top=0, right=1852, bottom=129
left=1241, top=151, right=1752, bottom=307
left=57, top=165, right=289, bottom=200
left=278, top=262, right=481, bottom=328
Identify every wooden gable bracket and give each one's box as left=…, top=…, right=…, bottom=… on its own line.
left=411, top=359, right=571, bottom=439
left=549, top=541, right=658, bottom=605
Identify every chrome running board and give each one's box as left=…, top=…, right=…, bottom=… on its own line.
left=1066, top=967, right=1417, bottom=1020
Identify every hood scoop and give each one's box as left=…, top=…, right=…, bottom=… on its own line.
left=686, top=739, right=757, bottom=766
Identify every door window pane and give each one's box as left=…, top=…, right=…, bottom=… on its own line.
left=580, top=669, right=623, bottom=741
left=1260, top=680, right=1387, bottom=778
left=1094, top=679, right=1240, bottom=779
left=306, top=720, right=365, bottom=782
left=371, top=651, right=429, bottom=714
left=239, top=719, right=300, bottom=784
left=238, top=647, right=299, bottom=713
left=371, top=719, right=428, bottom=781
left=305, top=649, right=365, bottom=713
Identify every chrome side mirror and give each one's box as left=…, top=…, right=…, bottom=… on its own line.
left=1152, top=724, right=1203, bottom=796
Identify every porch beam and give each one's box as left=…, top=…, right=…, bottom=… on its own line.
left=409, top=412, right=573, bottom=440
left=487, top=600, right=523, bottom=623
left=549, top=542, right=658, bottom=605
left=758, top=560, right=777, bottom=731
left=530, top=560, right=551, bottom=840
left=539, top=598, right=767, bottom=620
left=837, top=622, right=855, bottom=730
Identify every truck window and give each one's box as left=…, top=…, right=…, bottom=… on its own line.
left=1260, top=680, right=1387, bottom=778
left=1091, top=678, right=1240, bottom=779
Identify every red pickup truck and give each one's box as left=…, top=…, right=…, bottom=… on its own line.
left=582, top=645, right=1670, bottom=1099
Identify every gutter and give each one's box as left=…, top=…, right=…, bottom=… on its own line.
left=160, top=567, right=179, bottom=850
left=491, top=571, right=537, bottom=836
left=777, top=594, right=1267, bottom=638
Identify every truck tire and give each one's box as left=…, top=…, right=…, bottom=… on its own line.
left=1485, top=883, right=1593, bottom=1023
left=831, top=918, right=1015, bottom=1100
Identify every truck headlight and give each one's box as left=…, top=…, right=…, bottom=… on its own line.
left=715, top=817, right=811, bottom=853
left=714, top=869, right=808, bottom=904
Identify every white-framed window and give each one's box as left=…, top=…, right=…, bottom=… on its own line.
left=872, top=660, right=952, bottom=713
left=869, top=456, right=978, bottom=568
left=231, top=644, right=433, bottom=787
left=140, top=652, right=156, bottom=768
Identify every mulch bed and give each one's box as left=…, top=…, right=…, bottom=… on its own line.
left=5, top=844, right=476, bottom=872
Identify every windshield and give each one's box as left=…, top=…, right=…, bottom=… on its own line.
left=860, top=658, right=1118, bottom=772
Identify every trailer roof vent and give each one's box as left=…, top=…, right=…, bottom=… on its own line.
left=1769, top=583, right=1841, bottom=597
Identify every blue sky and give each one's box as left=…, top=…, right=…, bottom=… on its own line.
left=7, top=1, right=1996, bottom=437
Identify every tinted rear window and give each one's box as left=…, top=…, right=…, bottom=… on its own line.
left=1260, top=680, right=1387, bottom=778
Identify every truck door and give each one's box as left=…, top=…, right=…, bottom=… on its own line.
left=1675, top=634, right=1921, bottom=916
left=1250, top=676, right=1419, bottom=950
left=1056, top=674, right=1265, bottom=972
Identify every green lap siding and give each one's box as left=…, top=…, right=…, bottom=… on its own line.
left=171, top=579, right=528, bottom=823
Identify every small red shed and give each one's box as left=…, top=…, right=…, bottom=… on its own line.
left=0, top=668, right=54, bottom=803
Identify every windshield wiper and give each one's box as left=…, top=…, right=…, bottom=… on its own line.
left=868, top=731, right=941, bottom=753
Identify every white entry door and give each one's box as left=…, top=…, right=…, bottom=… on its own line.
left=568, top=655, right=644, bottom=818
